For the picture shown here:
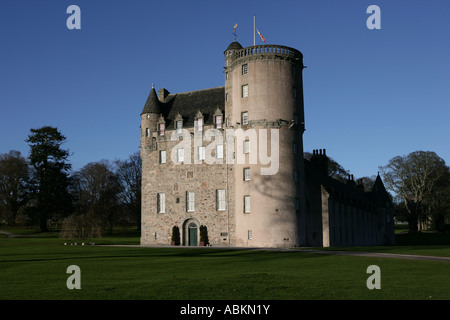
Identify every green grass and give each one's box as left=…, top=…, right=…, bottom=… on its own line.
left=0, top=228, right=449, bottom=300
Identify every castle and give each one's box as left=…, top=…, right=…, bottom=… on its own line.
left=139, top=40, right=395, bottom=248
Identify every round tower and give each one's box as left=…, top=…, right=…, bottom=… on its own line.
left=140, top=84, right=161, bottom=152
left=224, top=41, right=306, bottom=247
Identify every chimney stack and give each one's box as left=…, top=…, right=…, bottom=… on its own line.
left=311, top=148, right=329, bottom=176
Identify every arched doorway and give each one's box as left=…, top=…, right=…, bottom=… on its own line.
left=183, top=219, right=199, bottom=246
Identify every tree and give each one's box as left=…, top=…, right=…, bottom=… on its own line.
left=67, top=160, right=120, bottom=236
left=379, top=151, right=448, bottom=233
left=115, top=152, right=141, bottom=229
left=0, top=151, right=29, bottom=226
left=25, top=126, right=72, bottom=232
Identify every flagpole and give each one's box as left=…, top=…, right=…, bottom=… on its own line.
left=253, top=15, right=256, bottom=46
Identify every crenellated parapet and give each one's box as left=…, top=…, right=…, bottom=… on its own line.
left=228, top=44, right=303, bottom=69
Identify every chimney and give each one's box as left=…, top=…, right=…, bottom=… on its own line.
left=311, top=148, right=329, bottom=176
left=158, top=88, right=170, bottom=102
left=346, top=174, right=356, bottom=188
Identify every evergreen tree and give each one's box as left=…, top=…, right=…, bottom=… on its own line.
left=25, top=126, right=72, bottom=232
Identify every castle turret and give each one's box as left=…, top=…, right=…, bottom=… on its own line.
left=141, top=84, right=162, bottom=153
left=224, top=41, right=307, bottom=247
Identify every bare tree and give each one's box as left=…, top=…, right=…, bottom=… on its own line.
left=115, top=152, right=141, bottom=229
left=379, top=151, right=448, bottom=233
left=65, top=160, right=120, bottom=237
left=0, top=151, right=29, bottom=226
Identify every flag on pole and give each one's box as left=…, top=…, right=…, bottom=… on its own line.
left=257, top=29, right=266, bottom=43
left=234, top=23, right=238, bottom=31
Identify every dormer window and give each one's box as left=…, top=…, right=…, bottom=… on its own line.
left=195, top=110, right=204, bottom=132
left=213, top=107, right=223, bottom=129
left=174, top=112, right=183, bottom=133
left=196, top=117, right=203, bottom=132
left=215, top=115, right=222, bottom=129
left=159, top=123, right=165, bottom=136
left=157, top=115, right=165, bottom=136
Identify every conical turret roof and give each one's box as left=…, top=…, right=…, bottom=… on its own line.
left=141, top=85, right=161, bottom=115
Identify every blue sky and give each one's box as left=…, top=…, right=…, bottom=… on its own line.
left=1, top=0, right=449, bottom=179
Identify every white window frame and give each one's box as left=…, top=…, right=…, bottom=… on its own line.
left=216, top=144, right=223, bottom=159
left=145, top=128, right=150, bottom=137
left=215, top=115, right=222, bottom=129
left=198, top=146, right=206, bottom=161
left=196, top=117, right=203, bottom=132
left=244, top=195, right=251, bottom=213
left=186, top=191, right=195, bottom=212
left=160, top=150, right=167, bottom=164
left=159, top=123, right=165, bottom=136
left=242, top=64, right=248, bottom=75
left=248, top=230, right=252, bottom=240
left=157, top=193, right=166, bottom=213
left=177, top=148, right=184, bottom=163
left=244, top=140, right=250, bottom=154
left=242, top=111, right=248, bottom=125
left=242, top=84, right=248, bottom=98
left=216, top=189, right=226, bottom=211
left=244, top=167, right=250, bottom=181
left=176, top=120, right=183, bottom=134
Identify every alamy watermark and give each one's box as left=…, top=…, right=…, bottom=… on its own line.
left=66, top=265, right=81, bottom=289
left=168, top=128, right=280, bottom=176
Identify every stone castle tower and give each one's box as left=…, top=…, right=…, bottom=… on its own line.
left=223, top=41, right=306, bottom=247
left=139, top=39, right=395, bottom=248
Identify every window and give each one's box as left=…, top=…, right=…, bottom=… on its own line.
left=248, top=230, right=252, bottom=240
left=216, top=144, right=223, bottom=159
left=294, top=114, right=299, bottom=125
left=217, top=189, right=226, bottom=211
left=176, top=120, right=183, bottom=133
left=198, top=146, right=206, bottom=161
left=244, top=168, right=250, bottom=181
left=242, top=64, right=248, bottom=75
left=294, top=170, right=299, bottom=182
left=244, top=195, right=251, bottom=213
left=159, top=123, right=165, bottom=136
left=157, top=193, right=165, bottom=213
left=295, top=198, right=300, bottom=212
left=225, top=93, right=229, bottom=102
left=145, top=128, right=150, bottom=137
left=293, top=143, right=298, bottom=154
left=244, top=140, right=250, bottom=154
left=186, top=191, right=195, bottom=212
left=196, top=117, right=203, bottom=132
left=242, top=84, right=248, bottom=98
left=241, top=112, right=248, bottom=125
left=160, top=150, right=166, bottom=164
left=177, top=148, right=184, bottom=163
left=225, top=72, right=229, bottom=80
left=215, top=115, right=222, bottom=129
left=293, top=87, right=297, bottom=99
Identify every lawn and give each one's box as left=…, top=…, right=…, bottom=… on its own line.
left=0, top=228, right=449, bottom=301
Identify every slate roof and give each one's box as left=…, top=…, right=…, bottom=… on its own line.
left=141, top=86, right=162, bottom=115
left=304, top=158, right=390, bottom=209
left=141, top=86, right=225, bottom=128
